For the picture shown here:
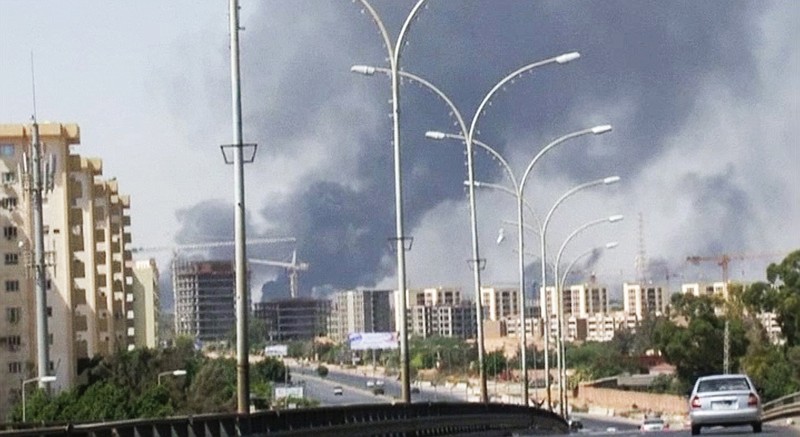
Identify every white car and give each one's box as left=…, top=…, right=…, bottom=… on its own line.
left=366, top=380, right=375, bottom=388
left=333, top=386, right=343, bottom=396
left=640, top=417, right=668, bottom=432
left=688, top=374, right=762, bottom=435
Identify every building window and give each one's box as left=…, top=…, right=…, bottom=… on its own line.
left=8, top=335, right=21, bottom=347
left=1, top=171, right=16, bottom=184
left=6, top=308, right=21, bottom=324
left=4, top=253, right=19, bottom=265
left=5, top=280, right=20, bottom=292
left=47, top=307, right=52, bottom=317
left=8, top=362, right=23, bottom=373
left=3, top=226, right=17, bottom=240
left=0, top=144, right=14, bottom=156
left=1, top=197, right=18, bottom=210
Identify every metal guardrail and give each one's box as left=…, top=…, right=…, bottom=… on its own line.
left=763, top=391, right=800, bottom=422
left=0, top=402, right=568, bottom=436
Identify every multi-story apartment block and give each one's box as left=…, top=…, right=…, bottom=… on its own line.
left=173, top=260, right=235, bottom=342
left=542, top=283, right=609, bottom=318
left=131, top=259, right=160, bottom=349
left=681, top=282, right=727, bottom=299
left=481, top=286, right=519, bottom=321
left=0, top=123, right=133, bottom=419
left=408, top=304, right=476, bottom=339
left=253, top=297, right=330, bottom=341
left=406, top=286, right=463, bottom=307
left=328, top=289, right=393, bottom=343
left=623, top=282, right=669, bottom=319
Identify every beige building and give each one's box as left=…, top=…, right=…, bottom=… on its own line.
left=623, top=282, right=669, bottom=319
left=681, top=281, right=727, bottom=299
left=0, top=123, right=133, bottom=420
left=131, top=259, right=160, bottom=349
left=542, top=283, right=609, bottom=318
left=481, top=286, right=519, bottom=321
left=329, top=289, right=394, bottom=343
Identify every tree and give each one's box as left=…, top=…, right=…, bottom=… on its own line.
left=185, top=358, right=237, bottom=413
left=761, top=250, right=800, bottom=346
left=484, top=350, right=507, bottom=378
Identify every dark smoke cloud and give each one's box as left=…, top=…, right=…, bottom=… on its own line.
left=168, top=1, right=796, bottom=302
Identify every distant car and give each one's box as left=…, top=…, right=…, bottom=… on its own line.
left=372, top=387, right=385, bottom=395
left=411, top=387, right=420, bottom=394
left=366, top=380, right=375, bottom=388
left=640, top=417, right=668, bottom=432
left=375, top=379, right=385, bottom=387
left=568, top=419, right=583, bottom=431
left=333, top=386, right=343, bottom=396
left=688, top=374, right=762, bottom=435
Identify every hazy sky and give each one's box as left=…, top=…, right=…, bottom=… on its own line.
left=1, top=1, right=798, bottom=305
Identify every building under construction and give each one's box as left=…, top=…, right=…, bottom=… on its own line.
left=252, top=298, right=329, bottom=341
left=173, top=259, right=235, bottom=342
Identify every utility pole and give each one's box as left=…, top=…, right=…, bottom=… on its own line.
left=24, top=119, right=54, bottom=388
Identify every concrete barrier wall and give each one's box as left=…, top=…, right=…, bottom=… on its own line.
left=573, top=385, right=687, bottom=416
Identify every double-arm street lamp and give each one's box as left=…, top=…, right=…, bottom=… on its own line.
left=428, top=127, right=611, bottom=406
left=22, top=375, right=56, bottom=422
left=540, top=176, right=620, bottom=408
left=353, top=52, right=582, bottom=404
left=553, top=217, right=623, bottom=416
left=352, top=0, right=428, bottom=404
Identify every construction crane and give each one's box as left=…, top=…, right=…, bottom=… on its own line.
left=685, top=251, right=786, bottom=374
left=130, top=237, right=296, bottom=254
left=249, top=249, right=309, bottom=299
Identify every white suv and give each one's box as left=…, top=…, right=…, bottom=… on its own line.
left=688, top=374, right=762, bottom=435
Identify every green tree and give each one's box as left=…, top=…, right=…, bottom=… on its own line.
left=760, top=250, right=800, bottom=346
left=484, top=350, right=507, bottom=378
left=185, top=358, right=237, bottom=413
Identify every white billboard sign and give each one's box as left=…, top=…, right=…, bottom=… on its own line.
left=264, top=344, right=288, bottom=358
left=348, top=332, right=399, bottom=350
left=274, top=385, right=304, bottom=399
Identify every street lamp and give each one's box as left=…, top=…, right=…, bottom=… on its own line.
left=553, top=216, right=623, bottom=416
left=22, top=375, right=56, bottom=422
left=158, top=369, right=187, bottom=385
left=354, top=52, right=582, bottom=405
left=540, top=175, right=619, bottom=409
left=434, top=127, right=612, bottom=407
left=351, top=0, right=428, bottom=404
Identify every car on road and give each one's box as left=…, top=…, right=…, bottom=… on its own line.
left=688, top=374, right=762, bottom=435
left=366, top=380, right=375, bottom=388
left=372, top=387, right=385, bottom=395
left=333, top=386, right=343, bottom=396
left=410, top=387, right=420, bottom=394
left=640, top=417, right=668, bottom=432
left=567, top=419, right=583, bottom=431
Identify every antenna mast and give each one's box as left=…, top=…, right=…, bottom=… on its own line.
left=635, top=212, right=648, bottom=284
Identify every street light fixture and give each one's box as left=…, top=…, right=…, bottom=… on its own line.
left=158, top=369, right=188, bottom=385
left=433, top=127, right=612, bottom=407
left=355, top=53, right=583, bottom=405
left=22, top=375, right=56, bottom=422
left=351, top=0, right=428, bottom=404
left=553, top=216, right=623, bottom=416
left=540, top=176, right=620, bottom=409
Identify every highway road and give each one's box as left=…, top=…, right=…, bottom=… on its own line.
left=568, top=414, right=800, bottom=436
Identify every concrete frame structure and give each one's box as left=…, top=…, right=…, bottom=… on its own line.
left=0, top=123, right=133, bottom=419
left=253, top=297, right=330, bottom=341
left=173, top=259, right=235, bottom=343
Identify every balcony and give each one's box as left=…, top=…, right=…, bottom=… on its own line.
left=73, top=314, right=88, bottom=331
left=72, top=288, right=87, bottom=306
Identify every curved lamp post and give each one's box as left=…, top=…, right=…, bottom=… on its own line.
left=354, top=53, right=582, bottom=404
left=22, top=375, right=56, bottom=422
left=440, top=128, right=611, bottom=406
left=553, top=216, right=623, bottom=416
left=352, top=0, right=427, bottom=403
left=158, top=369, right=188, bottom=385
left=556, top=241, right=618, bottom=418
left=540, top=175, right=619, bottom=408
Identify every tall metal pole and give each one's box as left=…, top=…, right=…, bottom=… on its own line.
left=229, top=0, right=249, bottom=414
left=30, top=121, right=50, bottom=389
left=516, top=191, right=529, bottom=405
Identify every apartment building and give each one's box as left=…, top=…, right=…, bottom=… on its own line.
left=406, top=286, right=463, bottom=307
left=541, top=283, right=609, bottom=318
left=131, top=259, right=159, bottom=349
left=328, top=289, right=393, bottom=343
left=173, top=259, right=235, bottom=342
left=481, top=286, right=519, bottom=321
left=408, top=303, right=477, bottom=339
left=252, top=297, right=330, bottom=341
left=0, top=122, right=133, bottom=419
left=681, top=282, right=727, bottom=299
left=623, top=282, right=669, bottom=319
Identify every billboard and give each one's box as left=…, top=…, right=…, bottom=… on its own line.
left=348, top=332, right=399, bottom=350
left=274, top=385, right=304, bottom=399
left=264, top=344, right=288, bottom=358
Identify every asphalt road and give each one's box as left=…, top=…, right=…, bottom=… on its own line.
left=570, top=414, right=800, bottom=436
